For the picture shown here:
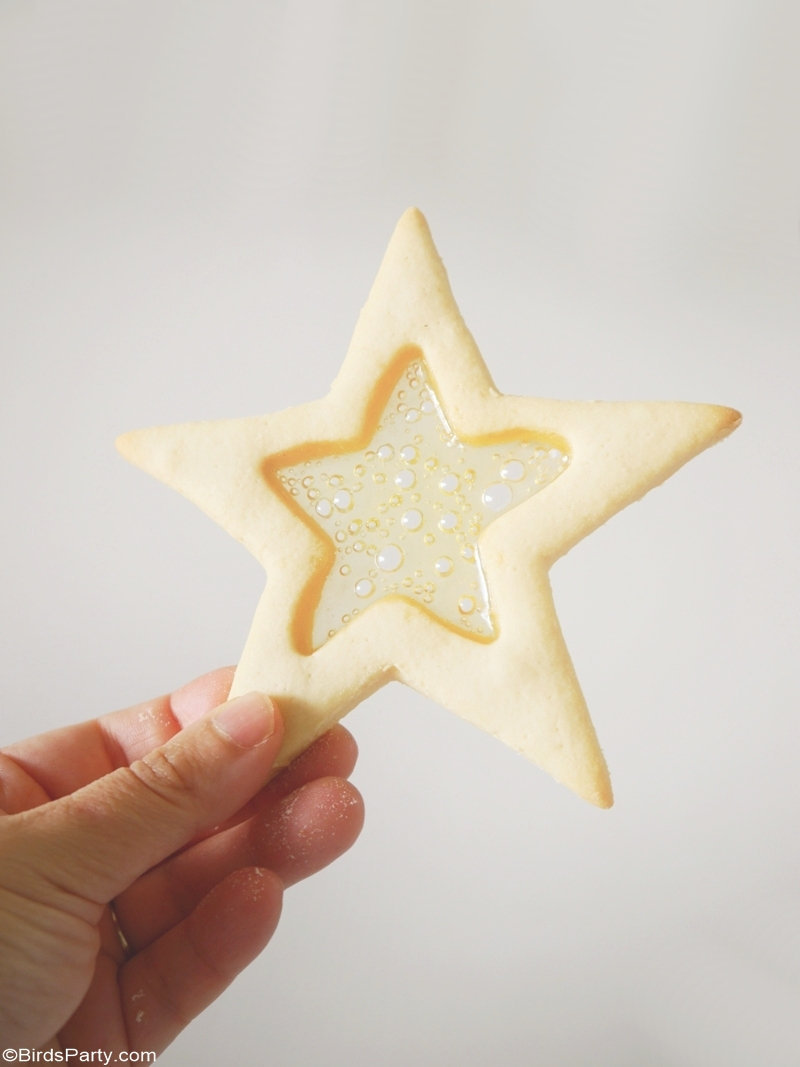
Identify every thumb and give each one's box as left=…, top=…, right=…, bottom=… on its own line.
left=21, top=691, right=283, bottom=904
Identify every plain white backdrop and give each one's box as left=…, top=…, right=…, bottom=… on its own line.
left=2, top=3, right=798, bottom=1064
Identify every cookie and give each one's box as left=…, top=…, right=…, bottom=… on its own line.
left=118, top=208, right=740, bottom=806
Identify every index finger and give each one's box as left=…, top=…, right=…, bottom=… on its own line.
left=0, top=667, right=235, bottom=807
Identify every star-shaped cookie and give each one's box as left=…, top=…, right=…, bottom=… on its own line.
left=118, top=209, right=740, bottom=807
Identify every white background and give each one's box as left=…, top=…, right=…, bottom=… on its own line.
left=2, top=3, right=798, bottom=1064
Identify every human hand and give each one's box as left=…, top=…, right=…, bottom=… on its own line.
left=0, top=668, right=364, bottom=1054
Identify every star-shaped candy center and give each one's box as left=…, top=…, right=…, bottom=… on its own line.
left=266, top=347, right=570, bottom=652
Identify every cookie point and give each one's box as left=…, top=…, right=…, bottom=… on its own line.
left=397, top=205, right=430, bottom=233
left=400, top=204, right=426, bottom=221
left=702, top=404, right=742, bottom=446
left=115, top=430, right=137, bottom=461
left=116, top=427, right=155, bottom=465
left=115, top=426, right=171, bottom=478
left=580, top=765, right=614, bottom=809
left=722, top=406, right=743, bottom=433
left=569, top=771, right=613, bottom=809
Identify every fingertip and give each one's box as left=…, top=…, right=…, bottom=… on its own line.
left=268, top=724, right=359, bottom=799
left=324, top=724, right=359, bottom=775
left=211, top=692, right=281, bottom=749
left=255, top=777, right=364, bottom=887
left=224, top=865, right=284, bottom=914
left=170, top=667, right=236, bottom=726
left=190, top=866, right=285, bottom=975
left=300, top=723, right=359, bottom=778
left=118, top=865, right=285, bottom=1050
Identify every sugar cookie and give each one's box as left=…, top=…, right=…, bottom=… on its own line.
left=118, top=209, right=740, bottom=806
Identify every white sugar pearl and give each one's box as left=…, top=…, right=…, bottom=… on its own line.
left=401, top=509, right=423, bottom=531
left=482, top=483, right=513, bottom=511
left=376, top=545, right=403, bottom=572
left=500, top=460, right=525, bottom=482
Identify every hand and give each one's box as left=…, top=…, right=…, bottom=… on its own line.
left=0, top=668, right=364, bottom=1054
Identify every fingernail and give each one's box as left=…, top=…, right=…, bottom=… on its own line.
left=212, top=692, right=275, bottom=748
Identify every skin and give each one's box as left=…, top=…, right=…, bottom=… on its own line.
left=0, top=668, right=364, bottom=1054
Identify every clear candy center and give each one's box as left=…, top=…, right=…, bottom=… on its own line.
left=271, top=353, right=570, bottom=651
